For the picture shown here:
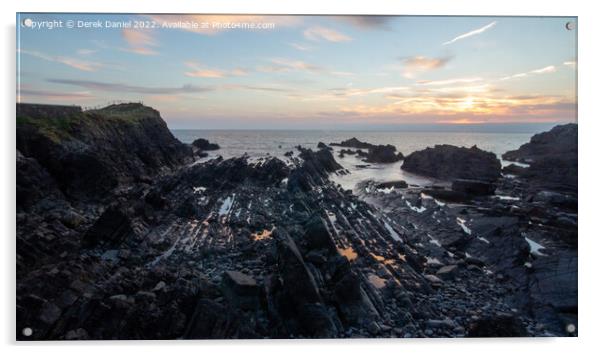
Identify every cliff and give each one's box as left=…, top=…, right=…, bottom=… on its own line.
left=16, top=103, right=193, bottom=202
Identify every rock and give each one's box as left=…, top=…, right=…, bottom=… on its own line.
left=221, top=270, right=260, bottom=310
left=424, top=274, right=443, bottom=284
left=402, top=145, right=501, bottom=182
left=502, top=164, right=527, bottom=176
left=467, top=313, right=528, bottom=337
left=317, top=142, right=332, bottom=150
left=83, top=205, right=134, bottom=248
left=421, top=188, right=470, bottom=203
left=64, top=328, right=89, bottom=340
left=436, top=265, right=458, bottom=280
left=533, top=190, right=577, bottom=210
left=39, top=302, right=62, bottom=325
left=503, top=123, right=576, bottom=163
left=502, top=124, right=577, bottom=193
left=303, top=215, right=337, bottom=254
left=152, top=281, right=166, bottom=292
left=16, top=149, right=62, bottom=210
left=367, top=321, right=381, bottom=335
left=363, top=145, right=404, bottom=163
left=452, top=179, right=496, bottom=196
left=376, top=180, right=408, bottom=189
left=330, top=137, right=374, bottom=149
left=192, top=138, right=220, bottom=151
left=426, top=319, right=456, bottom=329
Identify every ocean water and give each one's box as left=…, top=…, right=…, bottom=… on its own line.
left=172, top=130, right=535, bottom=191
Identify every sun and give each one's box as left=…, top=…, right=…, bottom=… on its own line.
left=459, top=96, right=475, bottom=110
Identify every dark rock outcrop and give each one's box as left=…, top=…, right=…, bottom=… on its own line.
left=402, top=145, right=501, bottom=182
left=502, top=124, right=577, bottom=193
left=363, top=144, right=404, bottom=163
left=332, top=138, right=403, bottom=163
left=192, top=138, right=220, bottom=151
left=330, top=137, right=373, bottom=149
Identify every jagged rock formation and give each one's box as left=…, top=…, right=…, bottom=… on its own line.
left=503, top=124, right=577, bottom=193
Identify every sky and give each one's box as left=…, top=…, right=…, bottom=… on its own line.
left=17, top=14, right=577, bottom=129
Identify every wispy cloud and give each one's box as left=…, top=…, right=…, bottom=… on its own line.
left=19, top=88, right=95, bottom=101
left=417, top=77, right=483, bottom=86
left=121, top=29, right=159, bottom=55
left=564, top=60, right=577, bottom=68
left=443, top=21, right=497, bottom=45
left=304, top=26, right=352, bottom=42
left=257, top=58, right=324, bottom=73
left=288, top=42, right=313, bottom=51
left=184, top=61, right=248, bottom=78
left=19, top=49, right=103, bottom=72
left=76, top=48, right=98, bottom=56
left=500, top=65, right=557, bottom=81
left=47, top=78, right=213, bottom=95
left=400, top=55, right=452, bottom=78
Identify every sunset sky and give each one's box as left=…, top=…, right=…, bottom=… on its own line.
left=17, top=14, right=577, bottom=129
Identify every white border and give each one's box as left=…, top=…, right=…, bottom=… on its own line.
left=3, top=0, right=600, bottom=353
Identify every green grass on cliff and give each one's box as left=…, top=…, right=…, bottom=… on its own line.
left=16, top=113, right=81, bottom=142
left=86, top=103, right=159, bottom=122
left=17, top=103, right=159, bottom=142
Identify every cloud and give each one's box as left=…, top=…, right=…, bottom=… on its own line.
left=500, top=65, right=557, bottom=81
left=288, top=42, right=313, bottom=51
left=333, top=16, right=393, bottom=30
left=443, top=21, right=497, bottom=45
left=18, top=88, right=95, bottom=101
left=564, top=60, right=577, bottom=68
left=222, top=84, right=292, bottom=93
left=121, top=29, right=159, bottom=55
left=417, top=77, right=483, bottom=86
left=400, top=55, right=452, bottom=78
left=19, top=49, right=103, bottom=71
left=530, top=65, right=556, bottom=74
left=184, top=61, right=249, bottom=78
left=76, top=49, right=98, bottom=56
left=304, top=26, right=352, bottom=42
left=47, top=78, right=213, bottom=95
left=257, top=58, right=324, bottom=73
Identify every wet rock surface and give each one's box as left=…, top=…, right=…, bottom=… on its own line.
left=16, top=105, right=577, bottom=340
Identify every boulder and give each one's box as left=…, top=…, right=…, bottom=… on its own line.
left=83, top=205, right=134, bottom=248
left=363, top=144, right=404, bottom=163
left=192, top=138, right=220, bottom=151
left=402, top=145, right=501, bottom=182
left=436, top=265, right=459, bottom=280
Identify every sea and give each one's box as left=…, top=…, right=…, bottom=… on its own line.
left=171, top=129, right=541, bottom=191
